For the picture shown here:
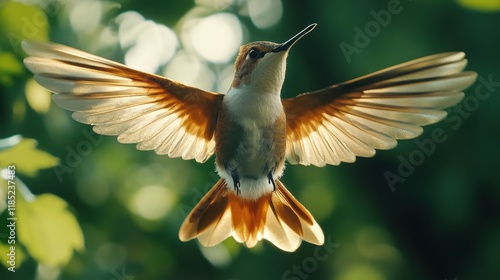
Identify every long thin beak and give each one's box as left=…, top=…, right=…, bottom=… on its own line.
left=273, top=23, right=317, bottom=53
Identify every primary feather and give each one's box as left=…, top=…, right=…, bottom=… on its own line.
left=283, top=52, right=477, bottom=166
left=22, top=40, right=222, bottom=163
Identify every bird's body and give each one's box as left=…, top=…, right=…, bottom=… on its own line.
left=216, top=42, right=288, bottom=200
left=22, top=23, right=477, bottom=252
left=215, top=101, right=286, bottom=199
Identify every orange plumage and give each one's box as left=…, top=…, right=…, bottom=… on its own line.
left=179, top=179, right=324, bottom=252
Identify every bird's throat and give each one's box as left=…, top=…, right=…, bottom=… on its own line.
left=224, top=86, right=284, bottom=125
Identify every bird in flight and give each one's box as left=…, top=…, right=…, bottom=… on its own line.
left=23, top=23, right=477, bottom=252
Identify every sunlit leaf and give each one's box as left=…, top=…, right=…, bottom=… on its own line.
left=0, top=52, right=23, bottom=74
left=25, top=78, right=52, bottom=113
left=17, top=194, right=84, bottom=267
left=458, top=0, right=500, bottom=11
left=0, top=138, right=59, bottom=177
left=0, top=241, right=26, bottom=270
left=0, top=1, right=49, bottom=53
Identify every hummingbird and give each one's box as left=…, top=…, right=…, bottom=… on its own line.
left=23, top=23, right=477, bottom=252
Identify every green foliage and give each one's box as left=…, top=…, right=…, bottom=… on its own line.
left=17, top=193, right=84, bottom=267
left=0, top=241, right=25, bottom=269
left=0, top=138, right=59, bottom=177
left=0, top=52, right=23, bottom=86
left=0, top=136, right=83, bottom=271
left=0, top=1, right=49, bottom=52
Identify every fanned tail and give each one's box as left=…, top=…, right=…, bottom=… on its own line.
left=179, top=179, right=324, bottom=252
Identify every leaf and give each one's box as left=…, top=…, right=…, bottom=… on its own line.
left=0, top=2, right=49, bottom=52
left=458, top=0, right=500, bottom=12
left=0, top=240, right=26, bottom=270
left=17, top=194, right=84, bottom=267
left=0, top=138, right=59, bottom=177
left=0, top=52, right=23, bottom=75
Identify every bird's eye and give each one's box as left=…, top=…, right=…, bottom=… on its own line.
left=247, top=48, right=261, bottom=59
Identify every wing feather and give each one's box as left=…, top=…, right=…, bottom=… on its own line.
left=283, top=52, right=477, bottom=166
left=23, top=41, right=223, bottom=162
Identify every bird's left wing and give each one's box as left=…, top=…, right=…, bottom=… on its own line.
left=282, top=52, right=477, bottom=166
left=23, top=41, right=223, bottom=163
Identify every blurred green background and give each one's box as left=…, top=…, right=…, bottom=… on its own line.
left=1, top=0, right=499, bottom=279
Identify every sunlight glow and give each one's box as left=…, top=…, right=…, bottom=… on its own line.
left=116, top=11, right=178, bottom=73
left=195, top=0, right=236, bottom=10
left=69, top=0, right=102, bottom=32
left=200, top=244, right=232, bottom=268
left=187, top=13, right=242, bottom=63
left=130, top=185, right=174, bottom=221
left=247, top=0, right=283, bottom=29
left=25, top=78, right=51, bottom=113
left=163, top=50, right=215, bottom=90
left=339, top=264, right=385, bottom=280
left=458, top=0, right=500, bottom=11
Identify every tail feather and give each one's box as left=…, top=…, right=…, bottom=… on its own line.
left=180, top=179, right=231, bottom=247
left=179, top=179, right=325, bottom=252
left=271, top=180, right=324, bottom=246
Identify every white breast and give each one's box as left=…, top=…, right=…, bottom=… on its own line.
left=217, top=86, right=286, bottom=200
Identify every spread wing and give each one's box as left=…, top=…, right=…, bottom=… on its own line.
left=282, top=52, right=477, bottom=166
left=23, top=41, right=223, bottom=163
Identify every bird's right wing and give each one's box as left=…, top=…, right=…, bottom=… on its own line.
left=23, top=41, right=223, bottom=163
left=282, top=52, right=477, bottom=167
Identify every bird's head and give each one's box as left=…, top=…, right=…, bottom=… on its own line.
left=230, top=24, right=317, bottom=94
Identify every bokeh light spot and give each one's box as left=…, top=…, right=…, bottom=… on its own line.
left=248, top=0, right=283, bottom=29
left=25, top=78, right=51, bottom=113
left=69, top=0, right=102, bottom=32
left=199, top=244, right=232, bottom=268
left=163, top=50, right=215, bottom=90
left=187, top=13, right=242, bottom=63
left=339, top=264, right=385, bottom=280
left=458, top=0, right=500, bottom=12
left=130, top=185, right=174, bottom=221
left=116, top=11, right=178, bottom=73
